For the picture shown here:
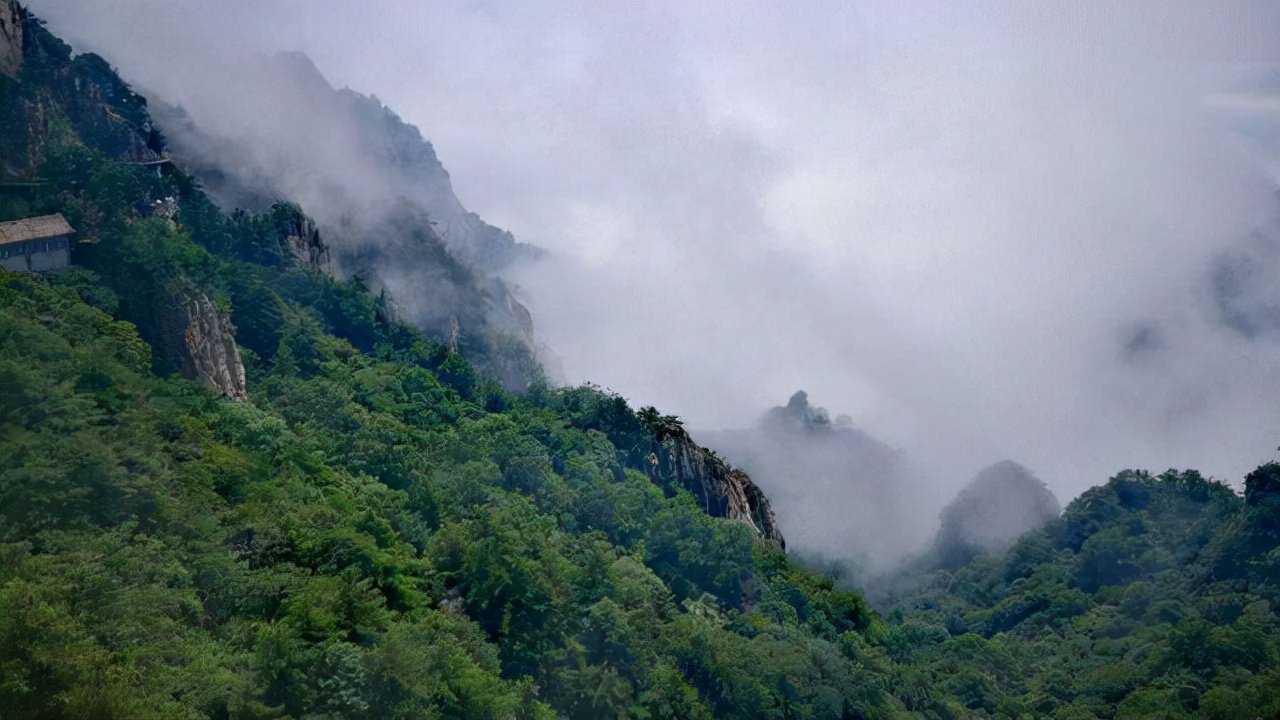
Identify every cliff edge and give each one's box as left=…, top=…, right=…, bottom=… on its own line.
left=643, top=415, right=785, bottom=547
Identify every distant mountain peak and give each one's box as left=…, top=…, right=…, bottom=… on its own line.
left=261, top=50, right=337, bottom=96
left=930, top=460, right=1061, bottom=570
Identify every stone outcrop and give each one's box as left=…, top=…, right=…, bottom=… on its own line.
left=645, top=423, right=785, bottom=547
left=3, top=10, right=167, bottom=181
left=182, top=292, right=248, bottom=401
left=274, top=202, right=331, bottom=271
left=145, top=53, right=542, bottom=391
left=0, top=0, right=21, bottom=79
left=152, top=281, right=247, bottom=401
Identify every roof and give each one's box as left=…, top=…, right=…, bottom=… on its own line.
left=0, top=214, right=74, bottom=245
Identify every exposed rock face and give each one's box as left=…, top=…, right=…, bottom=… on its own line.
left=645, top=424, right=785, bottom=547
left=491, top=278, right=534, bottom=341
left=931, top=460, right=1061, bottom=570
left=182, top=293, right=248, bottom=401
left=0, top=0, right=21, bottom=79
left=144, top=52, right=542, bottom=390
left=3, top=12, right=166, bottom=182
left=274, top=202, right=331, bottom=271
left=152, top=281, right=247, bottom=401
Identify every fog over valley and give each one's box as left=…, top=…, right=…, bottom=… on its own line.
left=30, top=0, right=1280, bottom=566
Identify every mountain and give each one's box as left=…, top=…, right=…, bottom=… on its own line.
left=142, top=49, right=546, bottom=391
left=884, top=467, right=1279, bottom=718
left=0, top=8, right=866, bottom=718
left=2, top=4, right=1279, bottom=719
left=701, top=391, right=935, bottom=571
left=928, top=460, right=1061, bottom=571
left=701, top=394, right=1062, bottom=582
left=148, top=51, right=540, bottom=274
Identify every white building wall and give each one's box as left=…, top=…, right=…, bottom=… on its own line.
left=29, top=248, right=69, bottom=271
left=0, top=235, right=71, bottom=272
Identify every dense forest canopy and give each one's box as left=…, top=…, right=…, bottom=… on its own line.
left=2, top=6, right=1279, bottom=719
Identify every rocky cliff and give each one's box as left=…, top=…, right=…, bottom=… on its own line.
left=181, top=292, right=248, bottom=401
left=0, top=0, right=21, bottom=79
left=153, top=282, right=247, bottom=401
left=142, top=52, right=543, bottom=390
left=1, top=9, right=165, bottom=182
left=145, top=51, right=540, bottom=273
left=645, top=422, right=785, bottom=547
left=273, top=201, right=331, bottom=271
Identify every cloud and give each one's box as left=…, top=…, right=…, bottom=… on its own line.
left=29, top=0, right=1280, bottom=557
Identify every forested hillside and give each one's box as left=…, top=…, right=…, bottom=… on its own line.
left=2, top=6, right=1278, bottom=719
left=881, top=468, right=1280, bottom=718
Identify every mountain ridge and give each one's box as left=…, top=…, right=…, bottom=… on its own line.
left=2, top=4, right=1279, bottom=719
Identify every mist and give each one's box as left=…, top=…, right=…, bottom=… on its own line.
left=29, top=1, right=1280, bottom=564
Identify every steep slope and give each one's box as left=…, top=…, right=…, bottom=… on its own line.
left=644, top=413, right=784, bottom=546
left=5, top=8, right=1280, bottom=720
left=136, top=51, right=548, bottom=391
left=2, top=13, right=897, bottom=719
left=149, top=51, right=538, bottom=274
left=0, top=5, right=162, bottom=183
left=0, top=7, right=244, bottom=400
left=140, top=51, right=545, bottom=391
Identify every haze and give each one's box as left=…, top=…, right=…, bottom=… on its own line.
left=29, top=1, right=1280, bottom=549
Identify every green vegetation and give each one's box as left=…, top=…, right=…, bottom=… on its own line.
left=2, top=10, right=1279, bottom=719
left=882, top=468, right=1280, bottom=718
left=0, top=237, right=880, bottom=720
